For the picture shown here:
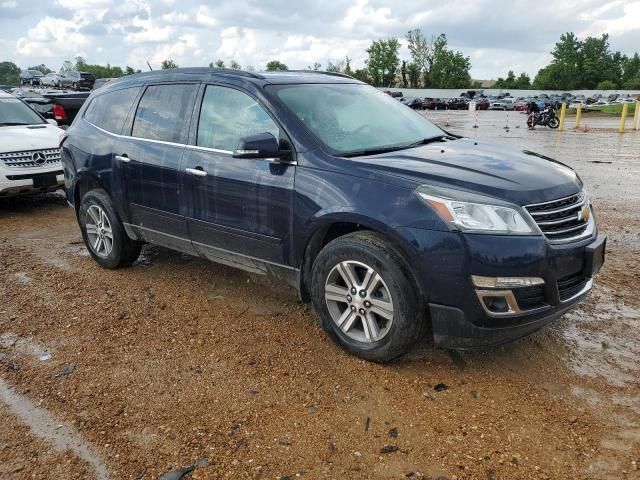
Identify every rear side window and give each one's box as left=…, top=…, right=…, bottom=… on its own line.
left=84, top=87, right=139, bottom=134
left=132, top=84, right=198, bottom=144
left=197, top=85, right=279, bottom=152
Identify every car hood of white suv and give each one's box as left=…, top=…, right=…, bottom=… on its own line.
left=0, top=124, right=63, bottom=153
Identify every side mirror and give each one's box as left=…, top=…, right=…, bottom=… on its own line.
left=47, top=119, right=58, bottom=126
left=233, top=132, right=280, bottom=159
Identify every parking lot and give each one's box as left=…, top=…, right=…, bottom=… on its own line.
left=0, top=110, right=638, bottom=479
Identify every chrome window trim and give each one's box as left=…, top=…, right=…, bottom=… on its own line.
left=185, top=144, right=232, bottom=155
left=85, top=120, right=187, bottom=148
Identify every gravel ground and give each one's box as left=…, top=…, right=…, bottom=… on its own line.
left=0, top=111, right=638, bottom=479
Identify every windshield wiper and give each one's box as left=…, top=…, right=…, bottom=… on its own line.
left=339, top=135, right=451, bottom=158
left=0, top=122, right=33, bottom=127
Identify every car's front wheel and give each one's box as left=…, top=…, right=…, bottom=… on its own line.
left=311, top=231, right=426, bottom=362
left=79, top=189, right=141, bottom=269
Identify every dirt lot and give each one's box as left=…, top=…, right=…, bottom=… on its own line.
left=1, top=111, right=638, bottom=479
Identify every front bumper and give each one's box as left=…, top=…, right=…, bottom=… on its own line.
left=395, top=227, right=605, bottom=349
left=0, top=168, right=64, bottom=196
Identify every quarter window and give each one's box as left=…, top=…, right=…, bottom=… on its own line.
left=84, top=87, right=139, bottom=134
left=197, top=85, right=279, bottom=152
left=132, top=84, right=198, bottom=143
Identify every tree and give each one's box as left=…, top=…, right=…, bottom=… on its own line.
left=515, top=72, right=531, bottom=89
left=596, top=79, right=617, bottom=90
left=365, top=38, right=400, bottom=87
left=352, top=68, right=370, bottom=83
left=125, top=66, right=136, bottom=75
left=214, top=59, right=225, bottom=68
left=407, top=62, right=420, bottom=88
left=161, top=59, right=178, bottom=69
left=622, top=53, right=640, bottom=86
left=428, top=34, right=471, bottom=88
left=0, top=61, right=20, bottom=85
left=72, top=56, right=124, bottom=78
left=266, top=60, right=288, bottom=71
left=580, top=34, right=615, bottom=89
left=400, top=60, right=407, bottom=88
left=406, top=28, right=433, bottom=86
left=28, top=64, right=52, bottom=75
left=326, top=60, right=345, bottom=73
left=533, top=32, right=582, bottom=89
left=343, top=56, right=353, bottom=76
left=230, top=60, right=241, bottom=69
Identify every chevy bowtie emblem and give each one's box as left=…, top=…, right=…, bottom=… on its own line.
left=578, top=206, right=590, bottom=222
left=32, top=151, right=46, bottom=165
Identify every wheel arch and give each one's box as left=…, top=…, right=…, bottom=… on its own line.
left=297, top=213, right=423, bottom=304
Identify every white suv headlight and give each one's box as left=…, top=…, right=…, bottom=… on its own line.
left=417, top=186, right=538, bottom=235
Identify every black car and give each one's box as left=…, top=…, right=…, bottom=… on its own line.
left=61, top=68, right=605, bottom=361
left=58, top=71, right=95, bottom=90
left=20, top=69, right=44, bottom=86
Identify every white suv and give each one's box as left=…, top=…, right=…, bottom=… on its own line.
left=0, top=90, right=64, bottom=197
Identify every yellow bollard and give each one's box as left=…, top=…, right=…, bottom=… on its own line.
left=575, top=104, right=582, bottom=129
left=619, top=102, right=629, bottom=133
left=558, top=102, right=566, bottom=130
left=632, top=102, right=640, bottom=130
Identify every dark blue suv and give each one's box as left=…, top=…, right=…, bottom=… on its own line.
left=61, top=68, right=605, bottom=361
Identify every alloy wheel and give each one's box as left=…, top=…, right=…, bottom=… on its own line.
left=85, top=204, right=113, bottom=258
left=324, top=260, right=394, bottom=343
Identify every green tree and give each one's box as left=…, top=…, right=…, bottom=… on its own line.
left=622, top=53, right=640, bottom=85
left=266, top=60, right=288, bottom=71
left=352, top=68, right=370, bottom=83
left=125, top=66, right=136, bottom=75
left=214, top=59, right=225, bottom=68
left=596, top=79, right=617, bottom=90
left=343, top=56, right=353, bottom=76
left=230, top=60, right=241, bottom=69
left=400, top=60, right=407, bottom=88
left=406, top=28, right=433, bottom=86
left=365, top=38, right=400, bottom=87
left=161, top=59, right=178, bottom=69
left=407, top=62, right=420, bottom=88
left=533, top=32, right=582, bottom=89
left=580, top=34, right=615, bottom=89
left=623, top=77, right=640, bottom=89
left=0, top=61, right=20, bottom=85
left=428, top=34, right=471, bottom=88
left=515, top=72, right=531, bottom=89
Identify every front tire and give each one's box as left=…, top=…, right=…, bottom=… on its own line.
left=548, top=117, right=559, bottom=128
left=79, top=189, right=141, bottom=269
left=310, top=231, right=426, bottom=362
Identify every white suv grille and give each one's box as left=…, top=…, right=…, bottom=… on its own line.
left=0, top=149, right=61, bottom=169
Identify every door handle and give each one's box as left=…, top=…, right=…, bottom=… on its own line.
left=115, top=155, right=130, bottom=163
left=185, top=167, right=207, bottom=177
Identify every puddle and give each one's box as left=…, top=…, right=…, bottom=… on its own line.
left=0, top=377, right=110, bottom=480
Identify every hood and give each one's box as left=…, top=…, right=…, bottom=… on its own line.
left=0, top=124, right=64, bottom=153
left=347, top=137, right=581, bottom=206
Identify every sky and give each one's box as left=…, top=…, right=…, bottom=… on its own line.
left=1, top=0, right=639, bottom=79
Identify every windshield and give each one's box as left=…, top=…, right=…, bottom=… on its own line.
left=272, top=83, right=445, bottom=155
left=0, top=97, right=44, bottom=126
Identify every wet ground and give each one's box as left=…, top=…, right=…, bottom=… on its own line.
left=0, top=111, right=638, bottom=479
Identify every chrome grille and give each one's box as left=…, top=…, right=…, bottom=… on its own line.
left=0, top=148, right=61, bottom=169
left=525, top=191, right=592, bottom=243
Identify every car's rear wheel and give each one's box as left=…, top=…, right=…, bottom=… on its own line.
left=310, top=231, right=426, bottom=362
left=79, top=189, right=141, bottom=269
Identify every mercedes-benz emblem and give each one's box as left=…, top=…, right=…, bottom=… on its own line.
left=32, top=151, right=46, bottom=165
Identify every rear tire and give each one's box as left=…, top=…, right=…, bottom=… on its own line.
left=79, top=189, right=141, bottom=269
left=310, top=231, right=427, bottom=362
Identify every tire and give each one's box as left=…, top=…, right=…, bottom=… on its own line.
left=310, top=231, right=427, bottom=362
left=79, top=189, right=141, bottom=269
left=548, top=117, right=559, bottom=129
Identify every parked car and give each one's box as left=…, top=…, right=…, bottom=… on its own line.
left=0, top=90, right=65, bottom=196
left=447, top=98, right=469, bottom=110
left=404, top=97, right=424, bottom=109
left=473, top=97, right=490, bottom=110
left=57, top=71, right=96, bottom=90
left=423, top=97, right=448, bottom=109
left=41, top=72, right=63, bottom=87
left=489, top=98, right=515, bottom=110
left=12, top=88, right=90, bottom=126
left=61, top=68, right=605, bottom=361
left=514, top=99, right=529, bottom=111
left=20, top=70, right=44, bottom=86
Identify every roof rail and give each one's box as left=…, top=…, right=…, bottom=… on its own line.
left=132, top=67, right=265, bottom=80
left=287, top=70, right=355, bottom=79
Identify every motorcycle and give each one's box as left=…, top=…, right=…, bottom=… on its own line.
left=527, top=105, right=559, bottom=129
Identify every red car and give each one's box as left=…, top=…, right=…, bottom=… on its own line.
left=514, top=101, right=528, bottom=111
left=472, top=97, right=490, bottom=110
left=423, top=98, right=448, bottom=110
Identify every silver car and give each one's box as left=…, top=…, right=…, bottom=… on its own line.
left=40, top=72, right=63, bottom=88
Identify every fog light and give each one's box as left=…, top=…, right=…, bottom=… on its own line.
left=472, top=275, right=544, bottom=289
left=481, top=295, right=510, bottom=313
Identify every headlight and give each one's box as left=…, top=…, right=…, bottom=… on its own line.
left=416, top=186, right=537, bottom=234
